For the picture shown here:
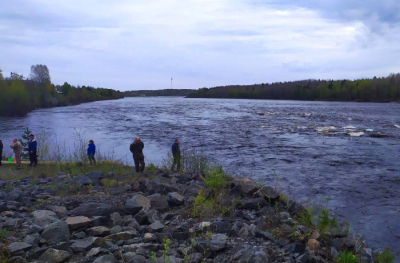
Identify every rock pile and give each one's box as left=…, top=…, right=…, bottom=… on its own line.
left=0, top=170, right=375, bottom=262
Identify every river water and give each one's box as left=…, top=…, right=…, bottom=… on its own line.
left=1, top=97, right=399, bottom=255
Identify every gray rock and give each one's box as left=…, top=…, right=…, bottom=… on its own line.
left=236, top=197, right=268, bottom=210
left=31, top=210, right=58, bottom=227
left=149, top=194, right=169, bottom=211
left=72, top=203, right=114, bottom=217
left=110, top=225, right=123, bottom=234
left=105, top=230, right=137, bottom=241
left=86, top=247, right=109, bottom=258
left=254, top=186, right=279, bottom=202
left=71, top=239, right=95, bottom=252
left=189, top=253, right=203, bottom=263
left=210, top=234, right=228, bottom=251
left=125, top=253, right=147, bottom=263
left=149, top=220, right=164, bottom=232
left=125, top=194, right=151, bottom=215
left=361, top=248, right=373, bottom=263
left=87, top=171, right=104, bottom=186
left=183, top=183, right=206, bottom=197
left=162, top=212, right=179, bottom=221
left=23, top=234, right=39, bottom=247
left=144, top=180, right=179, bottom=195
left=38, top=248, right=70, bottom=263
left=232, top=246, right=271, bottom=263
left=41, top=220, right=70, bottom=247
left=7, top=242, right=32, bottom=255
left=66, top=216, right=92, bottom=230
left=255, top=229, right=275, bottom=241
left=86, top=226, right=111, bottom=237
left=167, top=192, right=184, bottom=206
left=93, top=254, right=118, bottom=263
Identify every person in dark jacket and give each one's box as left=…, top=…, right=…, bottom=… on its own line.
left=28, top=134, right=38, bottom=166
left=87, top=140, right=96, bottom=166
left=171, top=139, right=181, bottom=171
left=0, top=139, right=3, bottom=166
left=130, top=137, right=145, bottom=172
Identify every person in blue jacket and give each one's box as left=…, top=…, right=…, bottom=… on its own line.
left=87, top=140, right=96, bottom=166
left=28, top=134, right=38, bottom=166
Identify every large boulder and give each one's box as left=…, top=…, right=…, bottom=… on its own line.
left=71, top=203, right=114, bottom=217
left=149, top=194, right=169, bottom=211
left=41, top=220, right=70, bottom=247
left=125, top=194, right=151, bottom=215
left=66, top=216, right=92, bottom=231
left=38, top=248, right=70, bottom=263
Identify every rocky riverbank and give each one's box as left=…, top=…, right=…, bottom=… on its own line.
left=0, top=169, right=385, bottom=263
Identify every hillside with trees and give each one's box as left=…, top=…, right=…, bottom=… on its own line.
left=187, top=74, right=400, bottom=102
left=0, top=65, right=124, bottom=117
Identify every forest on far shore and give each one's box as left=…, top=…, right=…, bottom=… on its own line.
left=0, top=65, right=124, bottom=117
left=187, top=74, right=400, bottom=102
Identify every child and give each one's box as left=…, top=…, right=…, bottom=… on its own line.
left=87, top=140, right=96, bottom=166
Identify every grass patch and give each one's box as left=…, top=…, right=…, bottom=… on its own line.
left=336, top=251, right=358, bottom=263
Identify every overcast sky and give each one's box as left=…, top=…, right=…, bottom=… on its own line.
left=1, top=0, right=400, bottom=91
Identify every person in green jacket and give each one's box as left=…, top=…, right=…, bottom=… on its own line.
left=130, top=137, right=145, bottom=172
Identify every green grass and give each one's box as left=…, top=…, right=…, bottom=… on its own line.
left=0, top=161, right=133, bottom=181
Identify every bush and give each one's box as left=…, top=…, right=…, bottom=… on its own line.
left=376, top=247, right=395, bottom=263
left=336, top=251, right=358, bottom=263
left=317, top=209, right=337, bottom=234
left=204, top=166, right=229, bottom=193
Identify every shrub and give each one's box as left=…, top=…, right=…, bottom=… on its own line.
left=376, top=247, right=395, bottom=263
left=317, top=209, right=337, bottom=234
left=204, top=166, right=229, bottom=193
left=336, top=251, right=358, bottom=263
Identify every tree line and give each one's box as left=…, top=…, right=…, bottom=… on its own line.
left=0, top=65, right=124, bottom=117
left=187, top=74, right=400, bottom=102
left=123, top=89, right=194, bottom=97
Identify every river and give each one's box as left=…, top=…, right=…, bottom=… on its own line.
left=1, top=97, right=399, bottom=256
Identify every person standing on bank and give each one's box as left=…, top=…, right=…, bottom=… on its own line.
left=87, top=140, right=96, bottom=166
left=171, top=139, right=181, bottom=171
left=130, top=137, right=145, bottom=173
left=0, top=139, right=3, bottom=166
left=10, top=138, right=22, bottom=170
left=28, top=134, right=38, bottom=166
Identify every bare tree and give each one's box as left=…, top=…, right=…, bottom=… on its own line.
left=30, top=64, right=51, bottom=84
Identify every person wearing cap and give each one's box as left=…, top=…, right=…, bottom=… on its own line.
left=0, top=139, right=3, bottom=166
left=28, top=134, right=38, bottom=166
left=171, top=139, right=181, bottom=171
left=130, top=137, right=145, bottom=172
left=87, top=140, right=96, bottom=166
left=10, top=138, right=22, bottom=169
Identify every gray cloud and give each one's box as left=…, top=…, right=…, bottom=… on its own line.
left=1, top=0, right=400, bottom=90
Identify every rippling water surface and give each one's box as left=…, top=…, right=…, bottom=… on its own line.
left=1, top=97, right=399, bottom=255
